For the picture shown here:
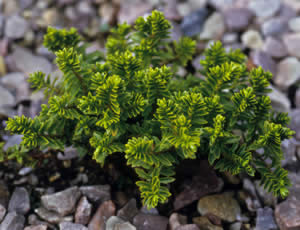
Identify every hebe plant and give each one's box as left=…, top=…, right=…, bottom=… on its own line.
left=4, top=11, right=295, bottom=208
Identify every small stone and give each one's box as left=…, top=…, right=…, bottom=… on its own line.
left=0, top=85, right=15, bottom=107
left=229, top=222, right=241, bottom=230
left=223, top=8, right=253, bottom=32
left=199, top=12, right=225, bottom=40
left=79, top=185, right=110, bottom=204
left=288, top=17, right=300, bottom=32
left=281, top=139, right=298, bottom=167
left=114, top=222, right=136, bottom=230
left=250, top=51, right=276, bottom=76
left=288, top=172, right=300, bottom=201
left=88, top=200, right=116, bottom=230
left=18, top=167, right=33, bottom=176
left=290, top=109, right=300, bottom=140
left=208, top=0, right=236, bottom=11
left=57, top=146, right=79, bottom=160
left=176, top=224, right=200, bottom=230
left=263, top=37, right=288, bottom=58
left=75, top=196, right=92, bottom=225
left=284, top=0, right=300, bottom=13
left=140, top=206, right=159, bottom=215
left=249, top=0, right=280, bottom=18
left=0, top=181, right=10, bottom=207
left=283, top=33, right=300, bottom=58
left=255, top=207, right=278, bottom=230
left=163, top=0, right=181, bottom=21
left=118, top=0, right=152, bottom=24
left=24, top=225, right=47, bottom=230
left=0, top=204, right=6, bottom=222
left=35, top=207, right=63, bottom=224
left=133, top=213, right=168, bottom=230
left=275, top=199, right=300, bottom=230
left=275, top=57, right=300, bottom=89
left=117, top=198, right=139, bottom=222
left=278, top=4, right=297, bottom=22
left=0, top=72, right=26, bottom=89
left=197, top=193, right=241, bottom=222
left=222, top=33, right=238, bottom=44
left=169, top=213, right=187, bottom=230
left=8, top=187, right=30, bottom=215
left=99, top=3, right=115, bottom=24
left=180, top=8, right=209, bottom=37
left=5, top=15, right=28, bottom=39
left=42, top=8, right=60, bottom=27
left=262, top=18, right=288, bottom=37
left=193, top=216, right=223, bottom=230
left=0, top=212, right=25, bottom=230
left=11, top=46, right=52, bottom=75
left=254, top=181, right=277, bottom=207
left=59, top=222, right=88, bottom=230
left=106, top=216, right=125, bottom=230
left=268, top=85, right=291, bottom=113
left=41, top=186, right=81, bottom=216
left=241, top=30, right=263, bottom=50
left=295, top=89, right=300, bottom=108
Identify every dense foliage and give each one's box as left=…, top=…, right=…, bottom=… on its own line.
left=4, top=11, right=294, bottom=209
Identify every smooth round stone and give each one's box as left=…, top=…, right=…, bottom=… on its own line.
left=4, top=15, right=29, bottom=39
left=222, top=33, right=238, bottom=44
left=241, top=30, right=263, bottom=50
left=275, top=57, right=300, bottom=89
left=263, top=37, right=288, bottom=58
left=261, top=18, right=287, bottom=37
left=250, top=51, right=277, bottom=76
left=249, top=0, right=281, bottom=18
left=288, top=17, right=300, bottom=32
left=223, top=8, right=253, bottom=31
left=199, top=12, right=225, bottom=40
left=283, top=33, right=300, bottom=58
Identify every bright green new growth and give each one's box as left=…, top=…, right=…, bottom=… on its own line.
left=5, top=11, right=294, bottom=208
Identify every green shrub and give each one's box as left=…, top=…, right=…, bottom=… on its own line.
left=4, top=11, right=294, bottom=209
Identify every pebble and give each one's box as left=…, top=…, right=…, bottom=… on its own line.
left=117, top=198, right=139, bottom=222
left=193, top=216, right=223, bottom=230
left=281, top=139, right=298, bottom=167
left=268, top=85, right=291, bottom=113
left=0, top=85, right=15, bottom=107
left=255, top=207, right=278, bottom=230
left=0, top=204, right=6, bottom=222
left=41, top=186, right=81, bottom=216
left=11, top=46, right=52, bottom=75
left=24, top=225, right=48, bottom=230
left=133, top=213, right=169, bottom=230
left=169, top=213, right=187, bottom=230
left=229, top=222, right=242, bottom=230
left=18, top=167, right=33, bottom=176
left=0, top=181, right=10, bottom=207
left=118, top=0, right=152, bottom=24
left=180, top=8, right=209, bottom=37
left=176, top=224, right=200, bottom=230
left=261, top=18, right=287, bottom=37
left=106, top=216, right=125, bottom=230
left=208, top=0, right=236, bottom=11
left=35, top=207, right=64, bottom=224
left=75, top=196, right=92, bottom=225
left=0, top=72, right=25, bottom=89
left=0, top=15, right=4, bottom=37
left=88, top=200, right=116, bottom=230
left=275, top=199, right=300, bottom=230
left=288, top=172, right=300, bottom=201
left=263, top=37, right=288, bottom=58
left=199, top=12, right=225, bottom=40
left=241, top=30, right=263, bottom=50
left=223, top=8, right=253, bottom=32
left=250, top=51, right=276, bottom=76
left=284, top=0, right=300, bottom=13
left=57, top=146, right=79, bottom=160
left=0, top=211, right=25, bottom=230
left=249, top=0, right=280, bottom=18
left=42, top=8, right=60, bottom=27
left=283, top=33, right=300, bottom=58
left=8, top=187, right=30, bottom=215
left=163, top=0, right=181, bottom=21
left=295, top=89, right=300, bottom=108
left=197, top=193, right=241, bottom=222
left=254, top=181, right=277, bottom=207
left=275, top=57, right=300, bottom=89
left=79, top=185, right=111, bottom=204
left=115, top=222, right=136, bottom=230
left=290, top=109, right=300, bottom=140
left=59, top=222, right=88, bottom=230
left=173, top=160, right=224, bottom=210
left=5, top=15, right=28, bottom=39
left=222, top=33, right=238, bottom=44
left=288, top=17, right=300, bottom=32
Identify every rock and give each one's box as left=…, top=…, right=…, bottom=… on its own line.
left=241, top=30, right=263, bottom=50
left=249, top=0, right=280, bottom=18
left=169, top=213, right=187, bottom=230
left=283, top=33, right=300, bottom=58
left=8, top=187, right=30, bottom=215
left=59, top=222, right=88, bottom=230
left=288, top=172, right=300, bottom=201
left=79, top=185, right=110, bottom=204
left=106, top=216, right=125, bottom=230
left=223, top=8, right=253, bottom=32
left=229, top=222, right=241, bottom=230
left=0, top=211, right=25, bottom=230
left=268, top=85, right=291, bottom=113
left=208, top=0, right=236, bottom=11
left=263, top=37, right=288, bottom=58
left=279, top=4, right=297, bottom=22
left=180, top=8, right=209, bottom=37
left=296, top=89, right=300, bottom=108
left=35, top=207, right=64, bottom=224
left=140, top=206, right=159, bottom=215
left=173, top=160, right=224, bottom=210
left=284, top=0, right=300, bottom=13
left=255, top=207, right=278, bottom=230
left=0, top=15, right=4, bottom=37
left=42, top=8, right=60, bottom=27
left=275, top=57, right=300, bottom=89
left=118, top=0, right=152, bottom=24
left=281, top=138, right=298, bottom=167
left=117, top=198, right=139, bottom=222
left=3, top=135, right=23, bottom=151
left=261, top=18, right=288, bottom=37
left=24, top=225, right=48, bottom=230
left=99, top=3, right=115, bottom=25
left=275, top=199, right=300, bottom=230
left=57, top=146, right=79, bottom=160
left=0, top=39, right=9, bottom=57
left=41, top=186, right=81, bottom=216
left=114, top=222, right=136, bottom=230
left=250, top=51, right=276, bottom=76
left=18, top=167, right=33, bottom=176
left=222, top=33, right=238, bottom=44
left=176, top=224, right=200, bottom=230
left=163, top=0, right=181, bottom=21
left=199, top=12, right=225, bottom=40
left=0, top=85, right=15, bottom=107
left=88, top=200, right=116, bottom=230
left=193, top=216, right=223, bottom=230
left=0, top=72, right=26, bottom=89
left=75, top=196, right=92, bottom=225
left=288, top=17, right=300, bottom=32
left=254, top=181, right=277, bottom=207
left=0, top=181, right=10, bottom=207
left=197, top=193, right=241, bottom=222
left=0, top=204, right=6, bottom=222
left=5, top=15, right=28, bottom=39
left=133, top=213, right=168, bottom=230
left=290, top=109, right=300, bottom=140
